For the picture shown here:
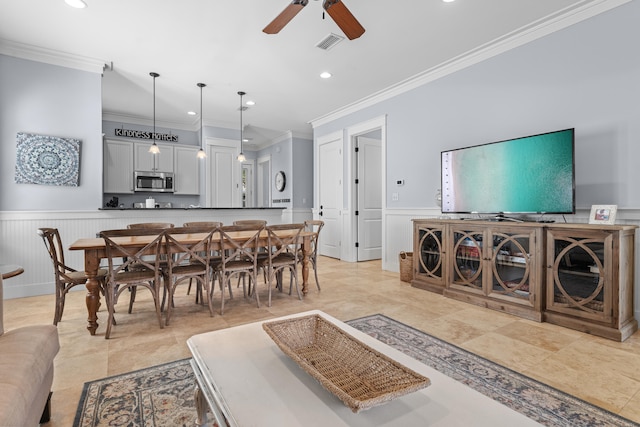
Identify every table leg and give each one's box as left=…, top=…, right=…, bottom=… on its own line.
left=84, top=249, right=101, bottom=335
left=301, top=234, right=310, bottom=295
left=194, top=383, right=208, bottom=426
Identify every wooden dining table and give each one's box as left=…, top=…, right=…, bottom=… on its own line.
left=69, top=228, right=313, bottom=336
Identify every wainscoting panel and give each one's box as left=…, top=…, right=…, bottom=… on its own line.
left=0, top=209, right=286, bottom=299
left=383, top=209, right=440, bottom=272
left=3, top=208, right=640, bottom=323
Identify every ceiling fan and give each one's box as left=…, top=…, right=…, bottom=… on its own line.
left=263, top=0, right=365, bottom=40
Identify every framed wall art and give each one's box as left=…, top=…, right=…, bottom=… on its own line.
left=589, top=204, right=617, bottom=225
left=14, top=132, right=81, bottom=186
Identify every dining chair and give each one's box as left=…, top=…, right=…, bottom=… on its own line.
left=232, top=220, right=268, bottom=286
left=99, top=228, right=165, bottom=338
left=125, top=222, right=174, bottom=311
left=215, top=224, right=265, bottom=314
left=259, top=223, right=305, bottom=307
left=183, top=222, right=223, bottom=301
left=302, top=220, right=324, bottom=291
left=37, top=228, right=108, bottom=325
left=163, top=226, right=219, bottom=326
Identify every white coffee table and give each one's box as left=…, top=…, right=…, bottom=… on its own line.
left=187, top=310, right=541, bottom=426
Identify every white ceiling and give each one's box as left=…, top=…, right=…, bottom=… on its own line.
left=0, top=0, right=622, bottom=147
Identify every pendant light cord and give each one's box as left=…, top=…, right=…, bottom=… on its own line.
left=237, top=91, right=246, bottom=162
left=197, top=83, right=207, bottom=158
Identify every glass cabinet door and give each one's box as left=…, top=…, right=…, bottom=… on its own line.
left=488, top=230, right=535, bottom=305
left=417, top=226, right=444, bottom=284
left=450, top=228, right=484, bottom=292
left=546, top=229, right=612, bottom=323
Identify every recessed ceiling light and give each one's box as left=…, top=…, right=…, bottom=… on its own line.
left=65, top=0, right=87, bottom=8
left=246, top=100, right=255, bottom=106
left=442, top=0, right=455, bottom=3
left=320, top=72, right=332, bottom=79
left=187, top=111, right=197, bottom=116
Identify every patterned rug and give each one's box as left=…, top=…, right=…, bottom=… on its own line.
left=73, top=314, right=639, bottom=427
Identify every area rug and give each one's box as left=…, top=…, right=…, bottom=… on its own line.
left=74, top=314, right=639, bottom=427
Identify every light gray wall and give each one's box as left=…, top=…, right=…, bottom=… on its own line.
left=314, top=1, right=640, bottom=211
left=292, top=137, right=313, bottom=210
left=256, top=135, right=313, bottom=210
left=0, top=55, right=103, bottom=211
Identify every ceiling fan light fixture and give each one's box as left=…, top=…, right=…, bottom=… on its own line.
left=64, top=0, right=87, bottom=9
left=149, top=72, right=160, bottom=155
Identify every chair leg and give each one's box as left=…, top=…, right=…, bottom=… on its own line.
left=285, top=267, right=302, bottom=301
left=252, top=272, right=260, bottom=308
left=312, top=258, right=321, bottom=290
left=220, top=274, right=226, bottom=315
left=154, top=281, right=164, bottom=329
left=105, top=287, right=116, bottom=339
left=53, top=287, right=63, bottom=325
left=206, top=277, right=215, bottom=317
left=165, top=281, right=174, bottom=326
left=128, top=286, right=137, bottom=314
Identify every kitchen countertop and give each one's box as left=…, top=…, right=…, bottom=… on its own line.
left=100, top=207, right=285, bottom=210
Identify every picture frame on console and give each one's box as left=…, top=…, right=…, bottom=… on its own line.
left=589, top=204, right=617, bottom=225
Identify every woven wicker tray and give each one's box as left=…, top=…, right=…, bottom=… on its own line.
left=262, top=314, right=431, bottom=413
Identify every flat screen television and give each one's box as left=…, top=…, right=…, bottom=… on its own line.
left=441, top=128, right=575, bottom=215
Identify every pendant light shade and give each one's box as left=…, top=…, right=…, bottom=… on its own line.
left=148, top=72, right=161, bottom=154
left=197, top=83, right=207, bottom=159
left=237, top=91, right=246, bottom=162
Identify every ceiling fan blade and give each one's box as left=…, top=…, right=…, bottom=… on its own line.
left=323, top=0, right=365, bottom=40
left=263, top=0, right=309, bottom=34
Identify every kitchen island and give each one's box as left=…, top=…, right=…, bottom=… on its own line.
left=0, top=207, right=301, bottom=299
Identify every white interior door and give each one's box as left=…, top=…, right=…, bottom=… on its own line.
left=356, top=136, right=382, bottom=261
left=241, top=161, right=254, bottom=207
left=206, top=140, right=240, bottom=207
left=318, top=135, right=343, bottom=259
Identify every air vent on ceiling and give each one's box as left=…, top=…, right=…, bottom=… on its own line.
left=316, top=33, right=344, bottom=50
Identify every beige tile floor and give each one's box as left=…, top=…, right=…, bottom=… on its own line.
left=4, top=257, right=640, bottom=425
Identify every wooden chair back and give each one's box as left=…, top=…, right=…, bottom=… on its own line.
left=127, top=222, right=174, bottom=229
left=218, top=224, right=266, bottom=267
left=233, top=220, right=267, bottom=226
left=164, top=226, right=219, bottom=270
left=183, top=221, right=223, bottom=228
left=99, top=228, right=165, bottom=282
left=37, top=228, right=69, bottom=280
left=266, top=223, right=306, bottom=262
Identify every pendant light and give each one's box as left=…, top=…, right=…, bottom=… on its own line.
left=237, top=91, right=246, bottom=162
left=196, top=83, right=207, bottom=159
left=148, top=72, right=161, bottom=154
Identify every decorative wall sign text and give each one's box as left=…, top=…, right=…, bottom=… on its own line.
left=115, top=128, right=178, bottom=142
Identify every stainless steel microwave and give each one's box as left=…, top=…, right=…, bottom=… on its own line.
left=134, top=171, right=174, bottom=192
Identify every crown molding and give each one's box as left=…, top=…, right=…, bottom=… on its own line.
left=310, top=0, right=630, bottom=129
left=0, top=39, right=106, bottom=74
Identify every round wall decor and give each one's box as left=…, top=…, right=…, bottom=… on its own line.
left=275, top=170, right=286, bottom=192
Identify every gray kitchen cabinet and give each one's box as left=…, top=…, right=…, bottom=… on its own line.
left=174, top=146, right=200, bottom=195
left=103, top=139, right=133, bottom=193
left=134, top=142, right=174, bottom=172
